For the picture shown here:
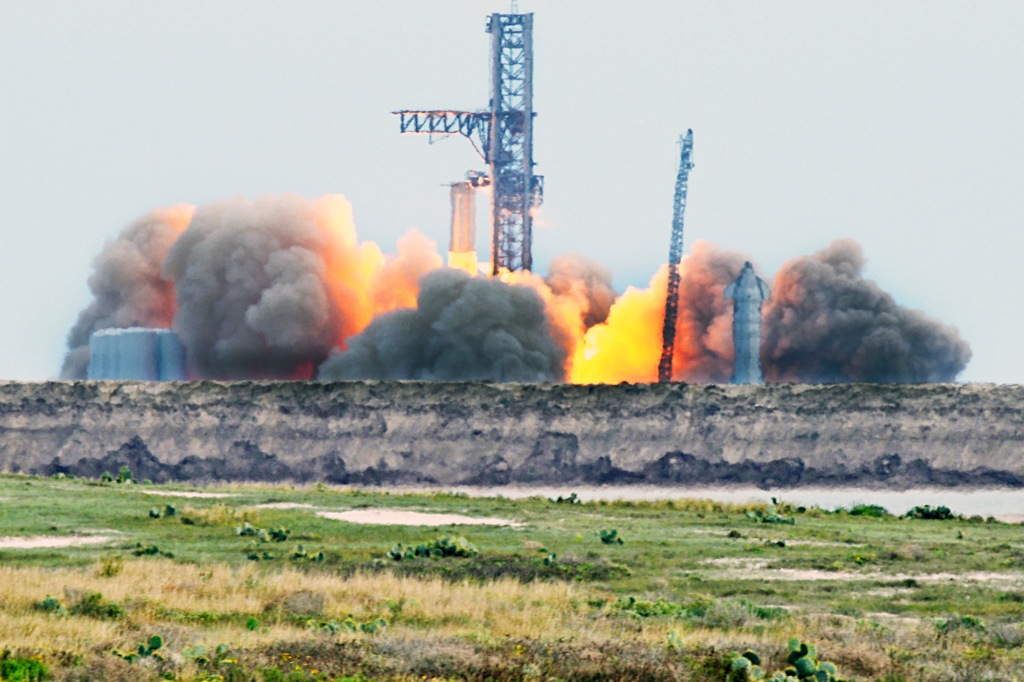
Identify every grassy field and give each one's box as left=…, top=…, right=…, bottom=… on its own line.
left=0, top=473, right=1022, bottom=681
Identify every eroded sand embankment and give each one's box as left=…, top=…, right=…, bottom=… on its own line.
left=0, top=381, right=1021, bottom=488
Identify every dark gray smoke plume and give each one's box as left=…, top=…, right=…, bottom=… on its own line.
left=162, top=195, right=353, bottom=379
left=545, top=253, right=616, bottom=328
left=318, top=269, right=566, bottom=382
left=60, top=206, right=192, bottom=379
left=762, top=239, right=971, bottom=382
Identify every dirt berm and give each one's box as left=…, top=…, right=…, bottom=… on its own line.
left=0, top=381, right=1021, bottom=488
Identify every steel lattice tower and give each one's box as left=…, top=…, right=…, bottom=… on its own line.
left=658, top=130, right=695, bottom=383
left=394, top=12, right=543, bottom=275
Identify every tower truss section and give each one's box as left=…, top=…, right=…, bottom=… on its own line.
left=394, top=11, right=542, bottom=275
left=487, top=12, right=542, bottom=274
left=658, top=130, right=695, bottom=383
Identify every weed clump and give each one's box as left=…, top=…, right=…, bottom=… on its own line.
left=112, top=634, right=164, bottom=663
left=747, top=507, right=795, bottom=525
left=236, top=521, right=290, bottom=542
left=33, top=595, right=66, bottom=615
left=148, top=504, right=176, bottom=519
left=96, top=555, right=124, bottom=577
left=599, top=529, right=625, bottom=545
left=182, top=504, right=258, bottom=527
left=307, top=616, right=388, bottom=635
left=616, top=595, right=788, bottom=628
left=387, top=536, right=478, bottom=560
left=0, top=654, right=48, bottom=682
left=131, top=542, right=173, bottom=558
left=68, top=592, right=125, bottom=620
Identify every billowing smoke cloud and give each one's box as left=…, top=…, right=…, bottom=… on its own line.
left=317, top=269, right=566, bottom=382
left=61, top=194, right=440, bottom=380
left=762, top=239, right=971, bottom=383
left=162, top=194, right=439, bottom=379
left=60, top=194, right=969, bottom=385
left=672, top=242, right=748, bottom=382
left=60, top=206, right=193, bottom=378
left=544, top=254, right=616, bottom=329
left=569, top=239, right=970, bottom=384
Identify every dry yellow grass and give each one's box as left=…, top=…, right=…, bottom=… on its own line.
left=0, top=559, right=600, bottom=655
left=0, top=558, right=1013, bottom=681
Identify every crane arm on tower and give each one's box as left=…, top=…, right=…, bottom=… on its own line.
left=393, top=110, right=491, bottom=160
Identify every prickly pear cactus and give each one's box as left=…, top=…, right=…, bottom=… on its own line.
left=727, top=639, right=845, bottom=682
left=726, top=650, right=765, bottom=681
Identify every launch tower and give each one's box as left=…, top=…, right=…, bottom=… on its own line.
left=394, top=11, right=543, bottom=274
left=658, top=130, right=695, bottom=383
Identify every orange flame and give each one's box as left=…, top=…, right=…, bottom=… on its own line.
left=306, top=195, right=443, bottom=354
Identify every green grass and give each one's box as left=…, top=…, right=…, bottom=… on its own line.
left=0, top=473, right=1022, bottom=680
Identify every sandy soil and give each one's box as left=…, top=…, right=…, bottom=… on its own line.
left=135, top=490, right=237, bottom=499
left=317, top=509, right=520, bottom=527
left=700, top=557, right=1024, bottom=584
left=253, top=502, right=314, bottom=510
left=0, top=535, right=115, bottom=549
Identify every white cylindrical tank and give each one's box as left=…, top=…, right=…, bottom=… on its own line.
left=87, top=328, right=186, bottom=380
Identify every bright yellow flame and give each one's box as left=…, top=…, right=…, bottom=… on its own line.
left=447, top=250, right=479, bottom=275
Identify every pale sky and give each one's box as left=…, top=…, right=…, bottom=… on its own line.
left=1, top=1, right=1021, bottom=382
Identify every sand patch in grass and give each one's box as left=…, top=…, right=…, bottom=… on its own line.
left=318, top=509, right=520, bottom=527
left=0, top=535, right=116, bottom=549
left=253, top=502, right=315, bottom=510
left=702, top=560, right=1024, bottom=584
left=135, top=490, right=237, bottom=499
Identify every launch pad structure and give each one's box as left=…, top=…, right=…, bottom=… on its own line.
left=394, top=11, right=543, bottom=274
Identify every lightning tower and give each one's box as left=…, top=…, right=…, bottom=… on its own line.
left=394, top=11, right=543, bottom=274
left=657, top=130, right=695, bottom=383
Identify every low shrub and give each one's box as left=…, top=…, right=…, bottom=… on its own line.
left=904, top=505, right=957, bottom=521
left=848, top=504, right=890, bottom=518
left=387, top=536, right=478, bottom=560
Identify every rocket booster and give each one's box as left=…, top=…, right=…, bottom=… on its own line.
left=724, top=261, right=770, bottom=384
